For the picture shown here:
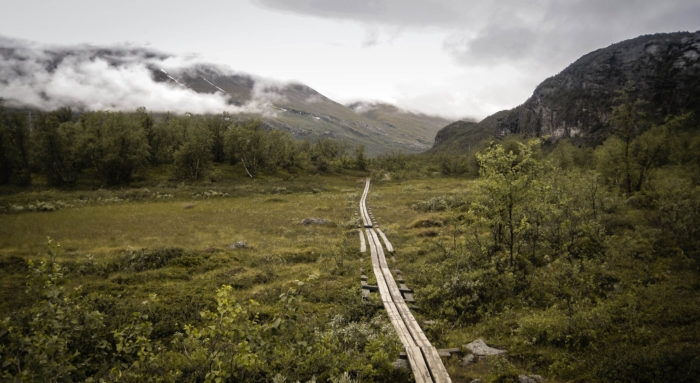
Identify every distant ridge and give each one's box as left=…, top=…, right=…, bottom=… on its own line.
left=0, top=37, right=448, bottom=155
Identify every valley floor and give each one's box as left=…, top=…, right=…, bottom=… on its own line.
left=1, top=174, right=698, bottom=382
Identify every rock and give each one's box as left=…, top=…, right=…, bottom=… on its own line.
left=463, top=339, right=506, bottom=356
left=393, top=359, right=409, bottom=370
left=301, top=217, right=330, bottom=225
left=229, top=241, right=249, bottom=249
left=469, top=379, right=482, bottom=383
left=518, top=375, right=544, bottom=383
left=460, top=353, right=476, bottom=366
left=183, top=204, right=195, bottom=209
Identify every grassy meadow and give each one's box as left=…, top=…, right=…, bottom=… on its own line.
left=0, top=171, right=490, bottom=381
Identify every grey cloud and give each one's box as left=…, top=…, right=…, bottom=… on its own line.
left=0, top=36, right=281, bottom=114
left=444, top=24, right=538, bottom=65
left=254, top=0, right=464, bottom=27
left=363, top=26, right=380, bottom=47
left=254, top=0, right=700, bottom=70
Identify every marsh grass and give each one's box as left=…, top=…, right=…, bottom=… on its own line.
left=0, top=174, right=372, bottom=330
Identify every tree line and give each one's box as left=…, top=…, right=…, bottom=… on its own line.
left=0, top=106, right=369, bottom=187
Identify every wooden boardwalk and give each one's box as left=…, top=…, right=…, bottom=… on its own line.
left=358, top=178, right=452, bottom=383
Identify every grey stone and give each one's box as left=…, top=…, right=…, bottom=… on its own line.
left=460, top=353, right=475, bottom=366
left=393, top=359, right=409, bottom=370
left=518, top=375, right=544, bottom=383
left=469, top=379, right=482, bottom=383
left=463, top=339, right=506, bottom=356
left=229, top=241, right=249, bottom=249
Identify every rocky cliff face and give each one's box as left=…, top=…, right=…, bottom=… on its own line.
left=433, top=31, right=700, bottom=151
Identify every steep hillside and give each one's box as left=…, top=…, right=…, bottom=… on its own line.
left=431, top=111, right=510, bottom=152
left=432, top=31, right=700, bottom=151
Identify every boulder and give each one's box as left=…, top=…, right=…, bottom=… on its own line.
left=460, top=353, right=476, bottom=366
left=518, top=375, right=544, bottom=383
left=463, top=339, right=506, bottom=356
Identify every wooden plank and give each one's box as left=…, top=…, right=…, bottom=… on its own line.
left=359, top=230, right=367, bottom=252
left=359, top=180, right=369, bottom=227
left=400, top=283, right=416, bottom=302
left=376, top=228, right=394, bottom=253
left=361, top=284, right=379, bottom=292
left=359, top=178, right=373, bottom=227
left=369, top=229, right=433, bottom=348
left=371, top=224, right=452, bottom=382
left=366, top=228, right=433, bottom=382
left=360, top=179, right=452, bottom=383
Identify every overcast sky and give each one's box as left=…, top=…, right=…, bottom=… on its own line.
left=1, top=0, right=698, bottom=119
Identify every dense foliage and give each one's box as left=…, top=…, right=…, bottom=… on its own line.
left=0, top=106, right=369, bottom=187
left=410, top=110, right=700, bottom=382
left=0, top=241, right=406, bottom=382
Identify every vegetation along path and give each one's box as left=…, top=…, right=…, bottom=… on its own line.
left=359, top=178, right=451, bottom=383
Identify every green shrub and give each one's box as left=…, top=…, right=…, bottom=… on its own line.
left=412, top=195, right=465, bottom=212
left=114, top=248, right=189, bottom=272
left=1, top=249, right=111, bottom=382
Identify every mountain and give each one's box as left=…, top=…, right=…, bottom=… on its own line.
left=432, top=31, right=700, bottom=152
left=347, top=101, right=451, bottom=149
left=0, top=38, right=447, bottom=155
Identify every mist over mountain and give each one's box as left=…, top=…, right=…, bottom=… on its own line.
left=0, top=36, right=447, bottom=154
left=432, top=31, right=700, bottom=152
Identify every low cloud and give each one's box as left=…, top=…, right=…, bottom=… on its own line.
left=0, top=36, right=277, bottom=114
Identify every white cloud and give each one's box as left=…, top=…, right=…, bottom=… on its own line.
left=0, top=37, right=278, bottom=115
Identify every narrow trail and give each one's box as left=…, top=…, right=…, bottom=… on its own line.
left=358, top=178, right=452, bottom=383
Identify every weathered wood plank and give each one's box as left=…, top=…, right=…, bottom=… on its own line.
left=399, top=283, right=416, bottom=302
left=366, top=228, right=433, bottom=382
left=376, top=228, right=394, bottom=253
left=359, top=178, right=373, bottom=227
left=360, top=180, right=452, bottom=383
left=359, top=230, right=367, bottom=252
left=361, top=283, right=378, bottom=292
